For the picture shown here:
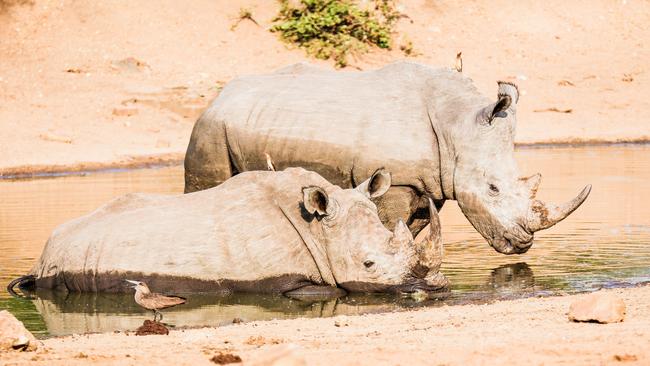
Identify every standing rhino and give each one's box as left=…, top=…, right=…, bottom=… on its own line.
left=184, top=61, right=591, bottom=255
left=9, top=168, right=447, bottom=296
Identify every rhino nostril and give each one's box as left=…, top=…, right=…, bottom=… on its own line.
left=516, top=238, right=533, bottom=250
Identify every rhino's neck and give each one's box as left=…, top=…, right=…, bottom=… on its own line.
left=423, top=71, right=490, bottom=201
left=426, top=106, right=456, bottom=201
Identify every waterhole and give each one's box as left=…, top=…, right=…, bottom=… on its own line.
left=1, top=145, right=649, bottom=337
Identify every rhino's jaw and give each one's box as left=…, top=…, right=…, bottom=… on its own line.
left=490, top=232, right=533, bottom=254
left=397, top=272, right=450, bottom=293
left=456, top=191, right=533, bottom=255
left=338, top=272, right=450, bottom=294
left=487, top=220, right=534, bottom=254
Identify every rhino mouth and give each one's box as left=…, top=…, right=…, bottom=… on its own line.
left=395, top=272, right=450, bottom=294
left=339, top=273, right=450, bottom=294
left=492, top=237, right=533, bottom=254
left=490, top=223, right=534, bottom=255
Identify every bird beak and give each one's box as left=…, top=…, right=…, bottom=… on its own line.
left=125, top=279, right=139, bottom=288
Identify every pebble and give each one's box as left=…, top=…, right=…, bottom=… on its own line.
left=0, top=310, right=39, bottom=351
left=568, top=292, right=626, bottom=324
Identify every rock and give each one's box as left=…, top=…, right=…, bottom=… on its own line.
left=0, top=310, right=39, bottom=351
left=135, top=320, right=169, bottom=336
left=613, top=354, right=637, bottom=362
left=334, top=320, right=349, bottom=327
left=568, top=292, right=626, bottom=324
left=110, top=57, right=151, bottom=73
left=210, top=352, right=242, bottom=364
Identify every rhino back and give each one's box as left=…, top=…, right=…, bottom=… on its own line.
left=32, top=169, right=329, bottom=292
left=210, top=62, right=448, bottom=193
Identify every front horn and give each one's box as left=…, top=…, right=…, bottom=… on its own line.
left=413, top=197, right=444, bottom=276
left=527, top=184, right=592, bottom=232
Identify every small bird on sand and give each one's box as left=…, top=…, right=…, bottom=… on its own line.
left=125, top=280, right=186, bottom=322
left=455, top=51, right=463, bottom=73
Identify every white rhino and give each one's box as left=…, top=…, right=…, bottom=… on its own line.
left=184, top=61, right=591, bottom=255
left=10, top=168, right=447, bottom=295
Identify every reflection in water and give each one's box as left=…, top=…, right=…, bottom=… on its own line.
left=11, top=289, right=440, bottom=336
left=12, top=283, right=507, bottom=337
left=2, top=145, right=650, bottom=337
left=484, top=262, right=535, bottom=295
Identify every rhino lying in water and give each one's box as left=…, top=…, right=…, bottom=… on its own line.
left=9, top=168, right=447, bottom=295
left=184, top=61, right=591, bottom=255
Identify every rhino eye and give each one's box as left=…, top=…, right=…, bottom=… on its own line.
left=363, top=260, right=375, bottom=268
left=489, top=184, right=500, bottom=195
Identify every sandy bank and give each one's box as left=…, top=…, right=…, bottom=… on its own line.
left=0, top=153, right=183, bottom=179
left=1, top=0, right=649, bottom=175
left=2, top=286, right=649, bottom=365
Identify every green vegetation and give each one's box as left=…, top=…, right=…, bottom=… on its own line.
left=271, top=0, right=400, bottom=67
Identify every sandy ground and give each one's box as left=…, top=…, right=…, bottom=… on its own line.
left=1, top=0, right=649, bottom=175
left=1, top=286, right=648, bottom=365
left=1, top=2, right=648, bottom=363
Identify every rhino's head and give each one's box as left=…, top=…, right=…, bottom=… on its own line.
left=302, top=169, right=448, bottom=293
left=447, top=81, right=591, bottom=254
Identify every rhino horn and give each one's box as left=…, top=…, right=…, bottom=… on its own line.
left=519, top=173, right=542, bottom=199
left=527, top=184, right=592, bottom=232
left=412, top=198, right=444, bottom=278
left=391, top=219, right=413, bottom=253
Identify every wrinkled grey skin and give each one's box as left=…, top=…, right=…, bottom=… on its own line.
left=184, top=61, right=591, bottom=255
left=22, top=168, right=448, bottom=295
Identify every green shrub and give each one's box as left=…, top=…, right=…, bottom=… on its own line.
left=271, top=0, right=399, bottom=67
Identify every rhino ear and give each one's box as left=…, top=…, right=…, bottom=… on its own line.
left=302, top=186, right=329, bottom=216
left=356, top=168, right=391, bottom=199
left=491, top=94, right=511, bottom=119
left=497, top=81, right=519, bottom=105
left=481, top=81, right=519, bottom=125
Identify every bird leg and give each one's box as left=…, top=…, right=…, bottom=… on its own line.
left=152, top=310, right=164, bottom=322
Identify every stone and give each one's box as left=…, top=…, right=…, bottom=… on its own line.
left=568, top=292, right=626, bottom=324
left=110, top=57, right=151, bottom=73
left=210, top=352, right=242, bottom=364
left=0, top=310, right=39, bottom=351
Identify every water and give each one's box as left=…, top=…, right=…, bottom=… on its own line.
left=1, top=145, right=649, bottom=337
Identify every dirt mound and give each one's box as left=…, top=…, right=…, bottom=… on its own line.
left=135, top=320, right=169, bottom=336
left=210, top=352, right=242, bottom=364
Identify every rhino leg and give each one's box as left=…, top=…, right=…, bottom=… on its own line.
left=184, top=115, right=235, bottom=193
left=373, top=186, right=424, bottom=237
